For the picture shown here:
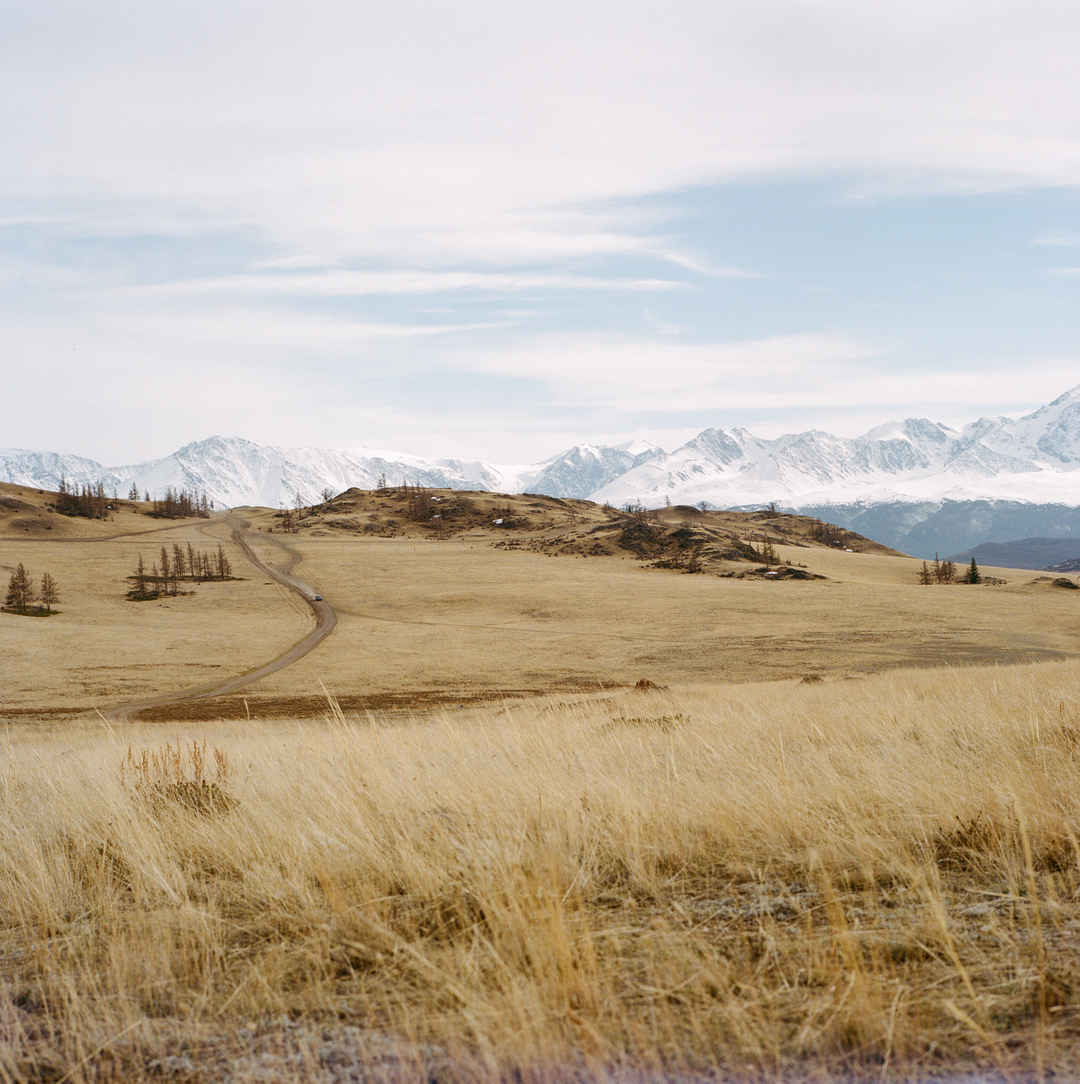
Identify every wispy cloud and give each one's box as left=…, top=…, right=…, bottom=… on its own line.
left=127, top=268, right=689, bottom=299
left=442, top=333, right=1080, bottom=424
left=4, top=3, right=1080, bottom=267
left=1032, top=232, right=1080, bottom=247
left=101, top=307, right=504, bottom=350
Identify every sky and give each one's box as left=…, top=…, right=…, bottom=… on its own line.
left=2, top=0, right=1080, bottom=467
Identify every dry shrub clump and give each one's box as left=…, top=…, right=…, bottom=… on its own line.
left=3, top=664, right=1080, bottom=1081
left=122, top=738, right=236, bottom=817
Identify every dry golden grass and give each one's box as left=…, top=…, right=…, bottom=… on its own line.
left=4, top=663, right=1080, bottom=1081
left=231, top=534, right=1080, bottom=713
left=0, top=512, right=309, bottom=716
left=6, top=484, right=1080, bottom=1078
left=5, top=484, right=1080, bottom=720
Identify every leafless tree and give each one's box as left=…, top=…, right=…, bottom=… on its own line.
left=215, top=543, right=231, bottom=580
left=173, top=543, right=186, bottom=581
left=5, top=564, right=35, bottom=610
left=39, top=571, right=59, bottom=611
left=132, top=553, right=153, bottom=599
left=160, top=546, right=172, bottom=595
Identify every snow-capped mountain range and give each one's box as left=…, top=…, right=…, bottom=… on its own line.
left=0, top=437, right=664, bottom=511
left=5, top=386, right=1080, bottom=558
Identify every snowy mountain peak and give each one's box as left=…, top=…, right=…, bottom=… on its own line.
left=1040, top=384, right=1080, bottom=411
left=4, top=388, right=1080, bottom=512
left=863, top=418, right=954, bottom=446
left=612, top=439, right=662, bottom=457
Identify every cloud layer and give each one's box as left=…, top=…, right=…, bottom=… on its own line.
left=1, top=1, right=1079, bottom=462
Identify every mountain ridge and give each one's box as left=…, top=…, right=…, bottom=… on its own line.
left=5, top=386, right=1080, bottom=558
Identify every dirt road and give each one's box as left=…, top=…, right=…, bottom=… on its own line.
left=98, top=515, right=336, bottom=721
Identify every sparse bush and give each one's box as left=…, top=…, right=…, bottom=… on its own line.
left=122, top=739, right=236, bottom=817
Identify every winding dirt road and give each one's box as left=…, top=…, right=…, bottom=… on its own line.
left=98, top=514, right=336, bottom=722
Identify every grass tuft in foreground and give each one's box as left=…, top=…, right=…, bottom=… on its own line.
left=3, top=663, right=1080, bottom=1080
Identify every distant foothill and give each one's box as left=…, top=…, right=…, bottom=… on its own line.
left=5, top=385, right=1080, bottom=559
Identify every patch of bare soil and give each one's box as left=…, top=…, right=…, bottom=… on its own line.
left=131, top=689, right=553, bottom=721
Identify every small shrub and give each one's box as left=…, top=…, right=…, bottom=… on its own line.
left=604, top=713, right=686, bottom=733
left=122, top=740, right=236, bottom=817
left=933, top=812, right=1002, bottom=872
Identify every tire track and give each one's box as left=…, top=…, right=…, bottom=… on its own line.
left=97, top=515, right=337, bottom=722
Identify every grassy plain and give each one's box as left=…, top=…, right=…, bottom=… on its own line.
left=4, top=483, right=1080, bottom=718
left=5, top=666, right=1080, bottom=1081
left=0, top=486, right=310, bottom=715
left=5, top=484, right=1080, bottom=1080
left=244, top=535, right=1079, bottom=713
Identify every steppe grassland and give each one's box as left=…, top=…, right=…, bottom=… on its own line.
left=0, top=521, right=308, bottom=713
left=4, top=662, right=1080, bottom=1081
left=5, top=486, right=1079, bottom=716
left=237, top=533, right=1080, bottom=705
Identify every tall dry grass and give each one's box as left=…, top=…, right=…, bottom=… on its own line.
left=3, top=663, right=1080, bottom=1081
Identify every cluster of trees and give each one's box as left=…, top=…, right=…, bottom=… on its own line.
left=808, top=519, right=850, bottom=546
left=279, top=492, right=307, bottom=531
left=404, top=483, right=435, bottom=522
left=919, top=554, right=956, bottom=584
left=277, top=489, right=335, bottom=532
left=752, top=534, right=780, bottom=565
left=4, top=564, right=59, bottom=613
left=138, top=486, right=212, bottom=519
left=128, top=543, right=234, bottom=600
left=55, top=477, right=111, bottom=519
left=55, top=479, right=213, bottom=521
left=918, top=555, right=980, bottom=584
left=623, top=500, right=659, bottom=521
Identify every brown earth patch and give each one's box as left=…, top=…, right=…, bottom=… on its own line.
left=129, top=685, right=606, bottom=722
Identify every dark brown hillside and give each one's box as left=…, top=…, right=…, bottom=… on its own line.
left=274, top=485, right=903, bottom=573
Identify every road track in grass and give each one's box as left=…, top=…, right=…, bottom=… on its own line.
left=96, top=514, right=336, bottom=722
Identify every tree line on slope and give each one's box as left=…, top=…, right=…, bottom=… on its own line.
left=54, top=477, right=111, bottom=519
left=127, top=484, right=212, bottom=519
left=54, top=477, right=212, bottom=521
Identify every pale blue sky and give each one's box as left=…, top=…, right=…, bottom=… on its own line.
left=2, top=1, right=1079, bottom=464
